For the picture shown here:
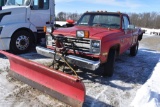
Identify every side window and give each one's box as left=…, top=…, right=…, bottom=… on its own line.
left=79, top=15, right=90, bottom=25
left=33, top=0, right=49, bottom=10
left=123, top=16, right=130, bottom=29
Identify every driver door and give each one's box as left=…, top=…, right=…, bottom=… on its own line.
left=121, top=15, right=133, bottom=52
left=29, top=0, right=51, bottom=30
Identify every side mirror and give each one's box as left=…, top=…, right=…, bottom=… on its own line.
left=29, top=0, right=34, bottom=9
left=30, top=5, right=33, bottom=9
left=128, top=25, right=135, bottom=30
left=38, top=0, right=44, bottom=9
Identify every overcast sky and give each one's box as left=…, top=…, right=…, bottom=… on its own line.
left=55, top=0, right=160, bottom=14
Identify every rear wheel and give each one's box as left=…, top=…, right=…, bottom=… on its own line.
left=103, top=49, right=116, bottom=77
left=10, top=30, right=33, bottom=54
left=130, top=41, right=139, bottom=56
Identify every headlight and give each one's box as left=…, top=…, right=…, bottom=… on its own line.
left=91, top=40, right=101, bottom=53
left=46, top=27, right=53, bottom=33
left=44, top=26, right=53, bottom=33
left=77, top=31, right=84, bottom=38
left=76, top=30, right=89, bottom=38
left=46, top=35, right=53, bottom=46
left=92, top=40, right=100, bottom=48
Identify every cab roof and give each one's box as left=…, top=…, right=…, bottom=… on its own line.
left=84, top=11, right=127, bottom=16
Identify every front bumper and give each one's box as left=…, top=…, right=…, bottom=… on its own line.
left=36, top=46, right=100, bottom=71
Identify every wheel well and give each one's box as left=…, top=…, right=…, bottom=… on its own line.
left=11, top=28, right=36, bottom=44
left=104, top=44, right=120, bottom=63
left=109, top=44, right=120, bottom=56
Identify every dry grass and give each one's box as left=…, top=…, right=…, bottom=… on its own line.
left=140, top=35, right=160, bottom=51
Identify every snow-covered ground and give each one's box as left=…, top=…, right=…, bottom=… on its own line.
left=142, top=27, right=160, bottom=36
left=55, top=21, right=67, bottom=26
left=131, top=58, right=160, bottom=107
left=0, top=34, right=160, bottom=107
left=130, top=34, right=160, bottom=107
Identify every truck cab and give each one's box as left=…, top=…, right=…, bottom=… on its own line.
left=0, top=0, right=55, bottom=54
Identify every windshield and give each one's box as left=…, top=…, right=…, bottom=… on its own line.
left=77, top=14, right=121, bottom=29
left=6, top=0, right=31, bottom=6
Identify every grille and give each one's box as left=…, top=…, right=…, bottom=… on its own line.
left=52, top=36, right=91, bottom=53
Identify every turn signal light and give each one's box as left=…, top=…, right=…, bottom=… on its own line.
left=84, top=31, right=89, bottom=38
left=44, top=26, right=47, bottom=32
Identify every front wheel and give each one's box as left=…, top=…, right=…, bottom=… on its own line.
left=10, top=30, right=33, bottom=54
left=103, top=49, right=116, bottom=77
left=130, top=41, right=139, bottom=56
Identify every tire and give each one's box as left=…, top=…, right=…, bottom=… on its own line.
left=138, top=34, right=143, bottom=41
left=10, top=30, right=33, bottom=54
left=130, top=41, right=139, bottom=56
left=103, top=49, right=116, bottom=77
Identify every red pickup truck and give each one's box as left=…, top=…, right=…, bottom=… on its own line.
left=36, top=11, right=141, bottom=77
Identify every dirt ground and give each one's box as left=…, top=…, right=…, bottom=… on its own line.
left=140, top=34, right=160, bottom=52
left=0, top=34, right=160, bottom=107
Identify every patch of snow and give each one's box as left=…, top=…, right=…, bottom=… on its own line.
left=131, top=58, right=160, bottom=107
left=141, top=27, right=160, bottom=36
left=55, top=21, right=67, bottom=26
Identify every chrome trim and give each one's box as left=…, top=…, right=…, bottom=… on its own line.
left=36, top=46, right=56, bottom=58
left=66, top=55, right=100, bottom=71
left=36, top=46, right=100, bottom=71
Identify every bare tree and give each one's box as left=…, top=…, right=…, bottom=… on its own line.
left=129, top=12, right=160, bottom=29
left=57, top=12, right=67, bottom=21
left=56, top=12, right=82, bottom=21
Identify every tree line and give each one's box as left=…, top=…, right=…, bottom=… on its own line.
left=56, top=12, right=82, bottom=21
left=56, top=12, right=160, bottom=29
left=128, top=12, right=160, bottom=29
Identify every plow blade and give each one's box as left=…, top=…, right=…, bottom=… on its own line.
left=0, top=51, right=85, bottom=107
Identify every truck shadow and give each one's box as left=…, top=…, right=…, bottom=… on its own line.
left=80, top=49, right=160, bottom=107
left=83, top=95, right=113, bottom=107
left=78, top=48, right=160, bottom=89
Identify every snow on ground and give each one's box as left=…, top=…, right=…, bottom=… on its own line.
left=130, top=34, right=160, bottom=107
left=55, top=21, right=67, bottom=26
left=131, top=58, right=160, bottom=107
left=142, top=27, right=160, bottom=36
left=0, top=34, right=160, bottom=107
left=83, top=47, right=160, bottom=107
